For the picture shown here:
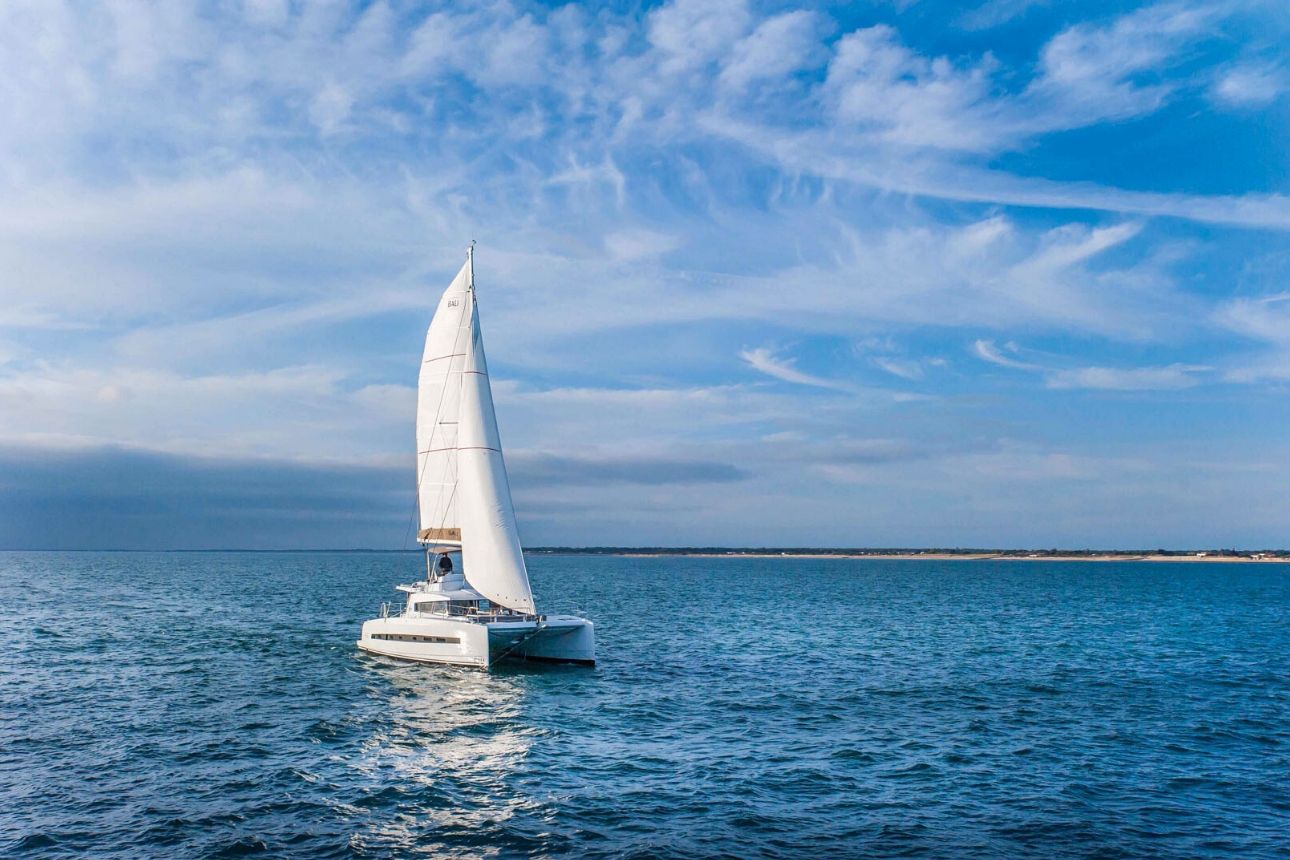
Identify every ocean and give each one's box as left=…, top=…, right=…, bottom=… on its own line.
left=1, top=552, right=1287, bottom=858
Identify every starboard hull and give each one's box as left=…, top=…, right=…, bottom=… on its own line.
left=357, top=614, right=595, bottom=669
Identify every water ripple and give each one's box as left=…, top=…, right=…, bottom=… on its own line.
left=1, top=552, right=1288, bottom=857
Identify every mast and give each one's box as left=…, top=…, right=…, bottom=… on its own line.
left=413, top=244, right=535, bottom=613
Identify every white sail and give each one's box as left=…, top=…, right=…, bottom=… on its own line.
left=358, top=246, right=594, bottom=669
left=457, top=293, right=536, bottom=614
left=415, top=257, right=473, bottom=549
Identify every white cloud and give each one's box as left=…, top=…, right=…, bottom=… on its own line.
left=401, top=12, right=462, bottom=76
left=975, top=340, right=1210, bottom=390
left=1019, top=221, right=1142, bottom=272
left=973, top=340, right=1040, bottom=370
left=1216, top=293, right=1290, bottom=381
left=1, top=0, right=1283, bottom=232
left=819, top=4, right=1213, bottom=154
left=1024, top=3, right=1214, bottom=127
left=0, top=363, right=411, bottom=461
left=477, top=14, right=550, bottom=87
left=872, top=357, right=927, bottom=380
left=693, top=4, right=1290, bottom=228
left=493, top=381, right=803, bottom=452
left=1218, top=292, right=1290, bottom=343
left=712, top=122, right=1290, bottom=228
left=1045, top=363, right=1208, bottom=390
left=1211, top=64, right=1284, bottom=107
left=603, top=228, right=680, bottom=262
left=648, top=0, right=751, bottom=76
left=719, top=10, right=824, bottom=91
left=243, top=0, right=289, bottom=28
left=823, top=25, right=1002, bottom=152
left=739, top=347, right=852, bottom=391
left=957, top=0, right=1048, bottom=31
left=309, top=81, right=354, bottom=133
left=0, top=169, right=418, bottom=335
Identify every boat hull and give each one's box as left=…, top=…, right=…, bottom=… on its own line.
left=357, top=614, right=595, bottom=669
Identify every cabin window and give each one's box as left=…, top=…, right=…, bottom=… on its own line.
left=415, top=602, right=447, bottom=613
left=370, top=633, right=460, bottom=644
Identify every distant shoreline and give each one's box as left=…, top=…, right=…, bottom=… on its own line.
left=609, top=552, right=1290, bottom=563
left=3, top=548, right=1287, bottom=562
left=530, top=549, right=1290, bottom=563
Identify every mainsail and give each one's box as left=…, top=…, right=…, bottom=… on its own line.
left=416, top=248, right=536, bottom=614
left=414, top=257, right=472, bottom=550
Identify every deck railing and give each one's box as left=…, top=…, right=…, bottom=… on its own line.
left=377, top=601, right=544, bottom=623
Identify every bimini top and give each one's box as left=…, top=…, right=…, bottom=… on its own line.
left=396, top=570, right=485, bottom=603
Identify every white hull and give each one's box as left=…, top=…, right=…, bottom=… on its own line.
left=357, top=613, right=595, bottom=669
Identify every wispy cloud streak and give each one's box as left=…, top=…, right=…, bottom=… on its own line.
left=740, top=347, right=853, bottom=391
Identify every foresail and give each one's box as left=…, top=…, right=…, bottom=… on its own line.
left=415, top=258, right=473, bottom=547
left=457, top=301, right=536, bottom=614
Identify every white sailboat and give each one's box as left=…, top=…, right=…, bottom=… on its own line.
left=357, top=246, right=596, bottom=668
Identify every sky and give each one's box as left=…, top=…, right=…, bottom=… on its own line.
left=1, top=0, right=1288, bottom=550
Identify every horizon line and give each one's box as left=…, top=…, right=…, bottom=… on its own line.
left=1, top=546, right=1287, bottom=555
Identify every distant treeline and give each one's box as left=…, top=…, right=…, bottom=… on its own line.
left=528, top=547, right=1290, bottom=558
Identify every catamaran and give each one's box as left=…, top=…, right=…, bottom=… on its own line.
left=357, top=246, right=595, bottom=668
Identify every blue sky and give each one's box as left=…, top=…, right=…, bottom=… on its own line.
left=1, top=0, right=1288, bottom=549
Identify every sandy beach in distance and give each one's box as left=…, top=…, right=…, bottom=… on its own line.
left=616, top=552, right=1290, bottom=563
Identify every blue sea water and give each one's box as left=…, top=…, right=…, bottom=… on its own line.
left=1, top=552, right=1287, bottom=859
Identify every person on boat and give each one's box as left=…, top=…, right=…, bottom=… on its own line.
left=438, top=554, right=453, bottom=575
